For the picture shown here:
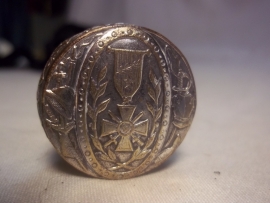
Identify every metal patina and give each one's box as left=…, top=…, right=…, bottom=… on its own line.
left=37, top=23, right=196, bottom=179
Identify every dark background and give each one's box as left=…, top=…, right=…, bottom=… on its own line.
left=0, top=0, right=83, bottom=69
left=0, top=0, right=269, bottom=70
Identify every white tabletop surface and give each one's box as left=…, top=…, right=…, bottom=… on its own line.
left=0, top=46, right=270, bottom=202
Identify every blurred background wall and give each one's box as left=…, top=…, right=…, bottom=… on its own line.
left=68, top=0, right=270, bottom=52
left=0, top=0, right=269, bottom=69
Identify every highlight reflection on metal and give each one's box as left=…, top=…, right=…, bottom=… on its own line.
left=37, top=24, right=196, bottom=179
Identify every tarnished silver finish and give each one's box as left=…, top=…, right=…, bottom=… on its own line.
left=37, top=23, right=196, bottom=179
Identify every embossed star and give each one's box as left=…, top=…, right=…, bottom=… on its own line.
left=101, top=105, right=148, bottom=152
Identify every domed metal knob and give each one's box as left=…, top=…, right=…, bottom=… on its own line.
left=37, top=23, right=196, bottom=179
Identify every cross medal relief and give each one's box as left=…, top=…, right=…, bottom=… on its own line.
left=37, top=24, right=196, bottom=179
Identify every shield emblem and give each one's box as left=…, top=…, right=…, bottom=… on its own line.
left=110, top=48, right=149, bottom=103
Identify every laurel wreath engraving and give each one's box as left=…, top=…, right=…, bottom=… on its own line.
left=87, top=66, right=114, bottom=160
left=86, top=68, right=163, bottom=171
left=145, top=69, right=162, bottom=148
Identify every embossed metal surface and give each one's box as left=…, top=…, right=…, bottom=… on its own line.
left=37, top=23, right=196, bottom=179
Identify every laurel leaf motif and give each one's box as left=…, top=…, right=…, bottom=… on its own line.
left=148, top=85, right=156, bottom=102
left=135, top=149, right=151, bottom=160
left=98, top=66, right=107, bottom=83
left=155, top=81, right=161, bottom=103
left=97, top=98, right=111, bottom=114
left=88, top=66, right=111, bottom=157
left=144, top=134, right=155, bottom=149
left=99, top=153, right=114, bottom=162
left=87, top=104, right=95, bottom=119
left=155, top=107, right=162, bottom=121
left=90, top=78, right=97, bottom=98
left=146, top=102, right=155, bottom=117
left=92, top=136, right=105, bottom=153
left=64, top=121, right=76, bottom=134
left=96, top=81, right=108, bottom=100
left=149, top=69, right=158, bottom=87
left=133, top=147, right=141, bottom=158
left=108, top=149, right=117, bottom=161
left=104, top=139, right=117, bottom=148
